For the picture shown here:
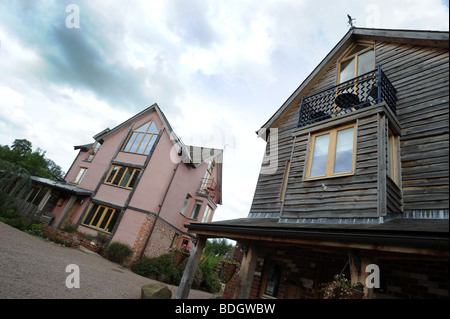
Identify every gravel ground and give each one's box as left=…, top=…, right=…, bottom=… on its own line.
left=0, top=222, right=215, bottom=299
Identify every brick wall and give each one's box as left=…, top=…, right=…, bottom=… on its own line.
left=223, top=244, right=448, bottom=299
left=131, top=215, right=188, bottom=262
left=41, top=224, right=102, bottom=253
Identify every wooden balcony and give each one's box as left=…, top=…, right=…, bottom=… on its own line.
left=297, top=66, right=397, bottom=127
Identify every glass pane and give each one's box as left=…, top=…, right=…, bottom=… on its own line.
left=339, top=57, right=355, bottom=83
left=119, top=168, right=132, bottom=187
left=137, top=133, right=151, bottom=154
left=357, top=49, right=374, bottom=76
left=310, top=133, right=330, bottom=177
left=84, top=204, right=98, bottom=225
left=92, top=206, right=105, bottom=227
left=346, top=44, right=370, bottom=57
left=135, top=122, right=150, bottom=132
left=112, top=167, right=126, bottom=185
left=106, top=211, right=119, bottom=233
left=148, top=121, right=159, bottom=134
left=333, top=127, right=354, bottom=174
left=106, top=166, right=119, bottom=183
left=124, top=132, right=137, bottom=152
left=144, top=135, right=156, bottom=155
left=264, top=262, right=283, bottom=297
left=128, top=170, right=140, bottom=188
left=99, top=209, right=113, bottom=230
left=129, top=133, right=144, bottom=153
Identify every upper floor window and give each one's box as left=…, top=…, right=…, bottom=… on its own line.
left=201, top=205, right=213, bottom=223
left=306, top=123, right=356, bottom=180
left=104, top=165, right=140, bottom=189
left=338, top=43, right=374, bottom=84
left=85, top=142, right=100, bottom=162
left=73, top=167, right=87, bottom=184
left=122, top=120, right=159, bottom=155
left=190, top=201, right=202, bottom=219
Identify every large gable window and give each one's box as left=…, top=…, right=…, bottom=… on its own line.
left=338, top=43, right=374, bottom=84
left=122, top=120, right=159, bottom=155
left=306, top=123, right=356, bottom=180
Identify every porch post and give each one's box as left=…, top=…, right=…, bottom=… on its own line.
left=54, top=195, right=77, bottom=229
left=176, top=236, right=207, bottom=299
left=233, top=244, right=258, bottom=299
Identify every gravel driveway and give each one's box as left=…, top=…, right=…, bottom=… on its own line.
left=0, top=222, right=214, bottom=299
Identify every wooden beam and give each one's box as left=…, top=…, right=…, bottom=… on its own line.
left=233, top=244, right=259, bottom=299
left=176, top=236, right=206, bottom=299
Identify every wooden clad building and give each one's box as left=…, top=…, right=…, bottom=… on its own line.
left=177, top=28, right=449, bottom=299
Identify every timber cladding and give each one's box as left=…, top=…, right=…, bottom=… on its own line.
left=376, top=42, right=449, bottom=211
left=249, top=38, right=448, bottom=221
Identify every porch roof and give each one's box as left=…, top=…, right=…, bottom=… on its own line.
left=186, top=217, right=449, bottom=255
left=31, top=176, right=93, bottom=196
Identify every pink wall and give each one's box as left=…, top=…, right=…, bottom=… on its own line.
left=60, top=106, right=222, bottom=255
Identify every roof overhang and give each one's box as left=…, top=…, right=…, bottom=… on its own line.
left=186, top=218, right=449, bottom=257
left=31, top=176, right=93, bottom=196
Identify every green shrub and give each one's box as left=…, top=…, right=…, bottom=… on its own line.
left=105, top=242, right=133, bottom=264
left=25, top=224, right=44, bottom=237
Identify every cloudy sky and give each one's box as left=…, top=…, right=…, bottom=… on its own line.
left=0, top=0, right=448, bottom=221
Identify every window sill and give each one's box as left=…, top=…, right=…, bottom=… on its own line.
left=303, top=171, right=355, bottom=182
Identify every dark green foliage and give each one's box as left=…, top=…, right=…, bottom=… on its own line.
left=0, top=139, right=64, bottom=180
left=105, top=242, right=133, bottom=264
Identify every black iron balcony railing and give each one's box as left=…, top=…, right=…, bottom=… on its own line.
left=297, top=66, right=397, bottom=127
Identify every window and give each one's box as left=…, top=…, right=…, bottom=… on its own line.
left=189, top=201, right=202, bottom=219
left=82, top=203, right=119, bottom=233
left=73, top=168, right=87, bottom=184
left=338, top=44, right=374, bottom=84
left=104, top=165, right=140, bottom=189
left=122, top=120, right=159, bottom=155
left=85, top=142, right=100, bottom=162
left=201, top=205, right=213, bottom=223
left=261, top=260, right=283, bottom=298
left=180, top=196, right=190, bottom=216
left=306, top=124, right=356, bottom=179
left=170, top=234, right=179, bottom=248
left=388, top=129, right=399, bottom=184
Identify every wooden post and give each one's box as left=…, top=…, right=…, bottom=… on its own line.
left=233, top=244, right=258, bottom=299
left=176, top=236, right=207, bottom=299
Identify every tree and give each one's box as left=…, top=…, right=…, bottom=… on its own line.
left=204, top=238, right=233, bottom=257
left=0, top=139, right=64, bottom=180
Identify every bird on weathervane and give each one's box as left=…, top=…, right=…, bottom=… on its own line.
left=347, top=14, right=356, bottom=28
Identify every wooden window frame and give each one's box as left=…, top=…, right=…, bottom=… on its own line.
left=388, top=129, right=400, bottom=185
left=85, top=142, right=100, bottom=162
left=259, top=257, right=284, bottom=299
left=337, top=42, right=375, bottom=84
left=180, top=196, right=191, bottom=216
left=73, top=167, right=87, bottom=184
left=189, top=201, right=202, bottom=220
left=122, top=120, right=159, bottom=155
left=82, top=203, right=119, bottom=233
left=104, top=165, right=140, bottom=189
left=201, top=205, right=213, bottom=223
left=305, top=123, right=357, bottom=180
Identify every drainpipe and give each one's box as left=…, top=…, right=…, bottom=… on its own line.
left=138, top=162, right=181, bottom=259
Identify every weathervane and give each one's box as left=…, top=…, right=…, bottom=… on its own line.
left=347, top=14, right=356, bottom=29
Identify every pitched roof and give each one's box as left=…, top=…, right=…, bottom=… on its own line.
left=74, top=103, right=223, bottom=169
left=258, top=27, right=449, bottom=138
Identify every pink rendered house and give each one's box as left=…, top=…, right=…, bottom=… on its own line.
left=48, top=104, right=222, bottom=260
